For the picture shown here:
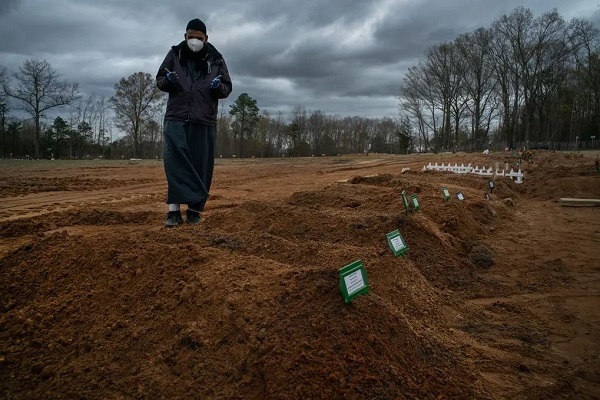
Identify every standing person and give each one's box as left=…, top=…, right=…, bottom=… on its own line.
left=156, top=18, right=232, bottom=226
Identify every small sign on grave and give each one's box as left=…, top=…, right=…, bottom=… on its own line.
left=401, top=190, right=410, bottom=215
left=488, top=180, right=494, bottom=193
left=441, top=186, right=451, bottom=202
left=411, top=194, right=420, bottom=211
left=457, top=191, right=465, bottom=201
left=339, top=260, right=370, bottom=303
left=386, top=229, right=409, bottom=257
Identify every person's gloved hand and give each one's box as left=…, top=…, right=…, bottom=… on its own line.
left=164, top=68, right=178, bottom=84
left=210, top=75, right=222, bottom=89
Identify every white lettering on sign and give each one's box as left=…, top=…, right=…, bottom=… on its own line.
left=413, top=198, right=419, bottom=207
left=390, top=235, right=405, bottom=251
left=489, top=181, right=494, bottom=188
left=344, top=270, right=365, bottom=295
left=444, top=189, right=450, bottom=197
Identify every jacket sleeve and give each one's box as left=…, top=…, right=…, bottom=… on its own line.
left=156, top=50, right=179, bottom=93
left=211, top=58, right=232, bottom=99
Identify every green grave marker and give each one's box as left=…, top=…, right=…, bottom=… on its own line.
left=441, top=186, right=451, bottom=202
left=386, top=229, right=409, bottom=257
left=411, top=194, right=420, bottom=211
left=401, top=190, right=410, bottom=215
left=339, top=260, right=370, bottom=303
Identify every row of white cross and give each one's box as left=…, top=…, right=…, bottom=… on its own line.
left=423, top=162, right=524, bottom=183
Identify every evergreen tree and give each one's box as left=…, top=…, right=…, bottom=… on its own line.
left=229, top=93, right=259, bottom=157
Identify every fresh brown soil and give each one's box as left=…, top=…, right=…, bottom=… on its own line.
left=1, top=151, right=599, bottom=399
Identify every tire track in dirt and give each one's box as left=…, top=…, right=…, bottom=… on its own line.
left=0, top=157, right=423, bottom=223
left=0, top=183, right=166, bottom=222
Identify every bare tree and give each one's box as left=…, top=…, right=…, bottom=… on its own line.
left=95, top=96, right=110, bottom=157
left=570, top=19, right=600, bottom=146
left=290, top=105, right=309, bottom=147
left=424, top=42, right=466, bottom=151
left=110, top=72, right=163, bottom=158
left=447, top=45, right=469, bottom=152
left=140, top=119, right=162, bottom=159
left=216, top=102, right=233, bottom=157
left=71, top=94, right=98, bottom=156
left=370, top=117, right=395, bottom=153
left=256, top=111, right=270, bottom=157
left=456, top=28, right=498, bottom=150
left=307, top=110, right=326, bottom=155
left=0, top=66, right=8, bottom=158
left=3, top=59, right=78, bottom=158
left=400, top=66, right=433, bottom=152
left=493, top=8, right=574, bottom=147
left=272, top=111, right=287, bottom=156
left=490, top=17, right=522, bottom=148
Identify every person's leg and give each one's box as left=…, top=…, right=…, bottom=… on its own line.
left=163, top=120, right=203, bottom=226
left=186, top=125, right=216, bottom=222
left=163, top=120, right=207, bottom=205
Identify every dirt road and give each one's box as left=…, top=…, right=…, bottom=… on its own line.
left=1, top=151, right=599, bottom=399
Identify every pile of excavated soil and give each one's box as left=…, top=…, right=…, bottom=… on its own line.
left=1, top=151, right=598, bottom=399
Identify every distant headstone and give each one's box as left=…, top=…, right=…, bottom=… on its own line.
left=411, top=194, right=420, bottom=211
left=441, top=186, right=451, bottom=202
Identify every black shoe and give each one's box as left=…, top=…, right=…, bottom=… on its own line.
left=164, top=211, right=183, bottom=227
left=186, top=209, right=201, bottom=225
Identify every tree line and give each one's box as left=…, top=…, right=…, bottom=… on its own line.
left=400, top=7, right=600, bottom=152
left=0, top=61, right=413, bottom=160
left=1, top=7, right=598, bottom=160
left=0, top=63, right=166, bottom=160
left=217, top=97, right=413, bottom=158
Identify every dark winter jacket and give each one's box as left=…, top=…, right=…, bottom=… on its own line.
left=156, top=41, right=232, bottom=126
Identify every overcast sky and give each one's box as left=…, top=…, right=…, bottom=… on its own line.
left=1, top=0, right=599, bottom=122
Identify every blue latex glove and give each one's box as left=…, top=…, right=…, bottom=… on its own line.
left=164, top=68, right=178, bottom=84
left=210, top=75, right=222, bottom=89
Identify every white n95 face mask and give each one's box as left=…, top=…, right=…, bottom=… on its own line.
left=187, top=38, right=204, bottom=52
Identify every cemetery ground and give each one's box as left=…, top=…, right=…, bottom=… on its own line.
left=0, top=150, right=599, bottom=399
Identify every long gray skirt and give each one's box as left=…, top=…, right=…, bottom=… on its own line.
left=163, top=120, right=215, bottom=210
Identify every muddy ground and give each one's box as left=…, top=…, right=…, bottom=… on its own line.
left=0, top=151, right=599, bottom=399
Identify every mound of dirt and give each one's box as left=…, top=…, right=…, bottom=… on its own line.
left=2, top=153, right=598, bottom=399
left=0, top=180, right=499, bottom=399
left=508, top=152, right=600, bottom=200
left=0, top=208, right=492, bottom=398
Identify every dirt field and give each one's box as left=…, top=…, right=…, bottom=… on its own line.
left=1, top=151, right=599, bottom=399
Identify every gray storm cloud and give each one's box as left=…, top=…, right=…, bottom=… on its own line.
left=0, top=0, right=597, bottom=119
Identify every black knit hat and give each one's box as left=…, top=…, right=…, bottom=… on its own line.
left=186, top=18, right=206, bottom=34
